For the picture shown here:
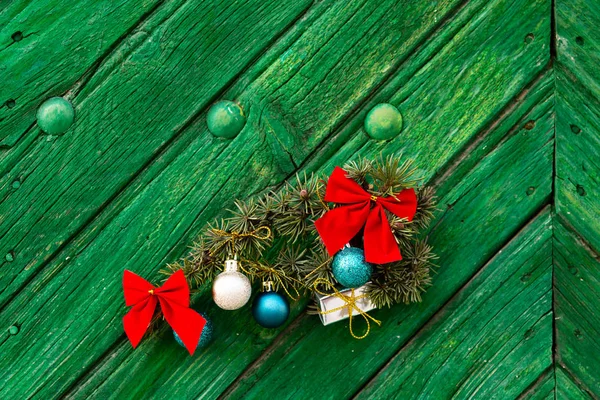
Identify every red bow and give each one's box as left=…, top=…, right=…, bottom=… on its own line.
left=315, top=167, right=417, bottom=264
left=122, top=269, right=206, bottom=355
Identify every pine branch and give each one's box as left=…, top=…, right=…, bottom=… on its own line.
left=344, top=158, right=372, bottom=186
left=367, top=239, right=437, bottom=308
left=161, top=154, right=437, bottom=311
left=159, top=240, right=219, bottom=287
left=227, top=199, right=261, bottom=232
left=297, top=248, right=334, bottom=290
left=371, top=154, right=420, bottom=196
left=413, top=186, right=437, bottom=231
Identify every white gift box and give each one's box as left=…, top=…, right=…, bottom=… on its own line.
left=315, top=284, right=376, bottom=325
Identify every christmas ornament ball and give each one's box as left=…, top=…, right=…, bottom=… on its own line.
left=332, top=247, right=372, bottom=288
left=173, top=313, right=213, bottom=350
left=207, top=100, right=246, bottom=139
left=252, top=291, right=290, bottom=328
left=212, top=260, right=252, bottom=310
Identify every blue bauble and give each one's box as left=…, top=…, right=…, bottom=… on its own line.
left=332, top=247, right=372, bottom=288
left=173, top=312, right=213, bottom=350
left=252, top=292, right=290, bottom=328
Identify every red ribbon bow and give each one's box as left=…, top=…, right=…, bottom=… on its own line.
left=123, top=269, right=206, bottom=355
left=315, top=167, right=417, bottom=264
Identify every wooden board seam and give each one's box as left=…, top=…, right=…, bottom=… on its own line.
left=516, top=365, right=554, bottom=398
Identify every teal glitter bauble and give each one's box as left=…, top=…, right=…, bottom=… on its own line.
left=332, top=247, right=372, bottom=288
left=206, top=100, right=245, bottom=139
left=173, top=312, right=213, bottom=350
left=252, top=291, right=290, bottom=329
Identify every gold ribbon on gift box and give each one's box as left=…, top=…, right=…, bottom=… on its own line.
left=313, top=278, right=381, bottom=339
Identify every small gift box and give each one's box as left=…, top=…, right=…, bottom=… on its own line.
left=315, top=284, right=376, bottom=326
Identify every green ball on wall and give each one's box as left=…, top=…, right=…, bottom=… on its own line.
left=364, top=103, right=403, bottom=140
left=207, top=100, right=246, bottom=139
left=36, top=97, right=75, bottom=135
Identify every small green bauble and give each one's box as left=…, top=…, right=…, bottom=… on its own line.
left=332, top=247, right=373, bottom=288
left=364, top=103, right=403, bottom=140
left=207, top=100, right=246, bottom=139
left=36, top=97, right=75, bottom=135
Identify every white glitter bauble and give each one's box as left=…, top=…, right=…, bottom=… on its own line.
left=212, top=259, right=252, bottom=310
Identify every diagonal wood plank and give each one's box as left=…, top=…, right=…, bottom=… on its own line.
left=357, top=209, right=553, bottom=399
left=555, top=67, right=600, bottom=252
left=60, top=2, right=553, bottom=398
left=519, top=368, right=555, bottom=400
left=555, top=367, right=596, bottom=400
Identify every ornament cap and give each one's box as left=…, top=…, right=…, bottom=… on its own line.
left=262, top=281, right=274, bottom=292
left=224, top=258, right=239, bottom=272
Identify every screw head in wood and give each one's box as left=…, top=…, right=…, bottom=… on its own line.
left=207, top=100, right=245, bottom=139
left=364, top=103, right=403, bottom=140
left=36, top=97, right=75, bottom=135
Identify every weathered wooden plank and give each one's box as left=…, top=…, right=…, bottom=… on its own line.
left=0, top=0, right=166, bottom=148
left=554, top=218, right=600, bottom=395
left=519, top=369, right=556, bottom=400
left=556, top=0, right=600, bottom=97
left=0, top=0, right=314, bottom=309
left=220, top=88, right=554, bottom=398
left=357, top=210, right=553, bottom=399
left=1, top=1, right=482, bottom=397
left=61, top=1, right=553, bottom=397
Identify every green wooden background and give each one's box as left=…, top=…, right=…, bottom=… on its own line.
left=1, top=0, right=599, bottom=398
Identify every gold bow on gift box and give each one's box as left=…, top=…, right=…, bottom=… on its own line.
left=314, top=278, right=381, bottom=339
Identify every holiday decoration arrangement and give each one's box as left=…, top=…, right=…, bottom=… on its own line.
left=123, top=152, right=436, bottom=352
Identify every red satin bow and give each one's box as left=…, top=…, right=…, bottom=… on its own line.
left=122, top=269, right=206, bottom=355
left=315, top=167, right=417, bottom=264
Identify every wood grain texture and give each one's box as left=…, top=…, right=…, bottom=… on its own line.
left=61, top=1, right=552, bottom=398
left=3, top=0, right=600, bottom=398
left=555, top=68, right=600, bottom=253
left=358, top=209, right=553, bottom=399
left=1, top=1, right=483, bottom=397
left=0, top=0, right=552, bottom=396
left=555, top=367, right=595, bottom=400
left=520, top=368, right=555, bottom=400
